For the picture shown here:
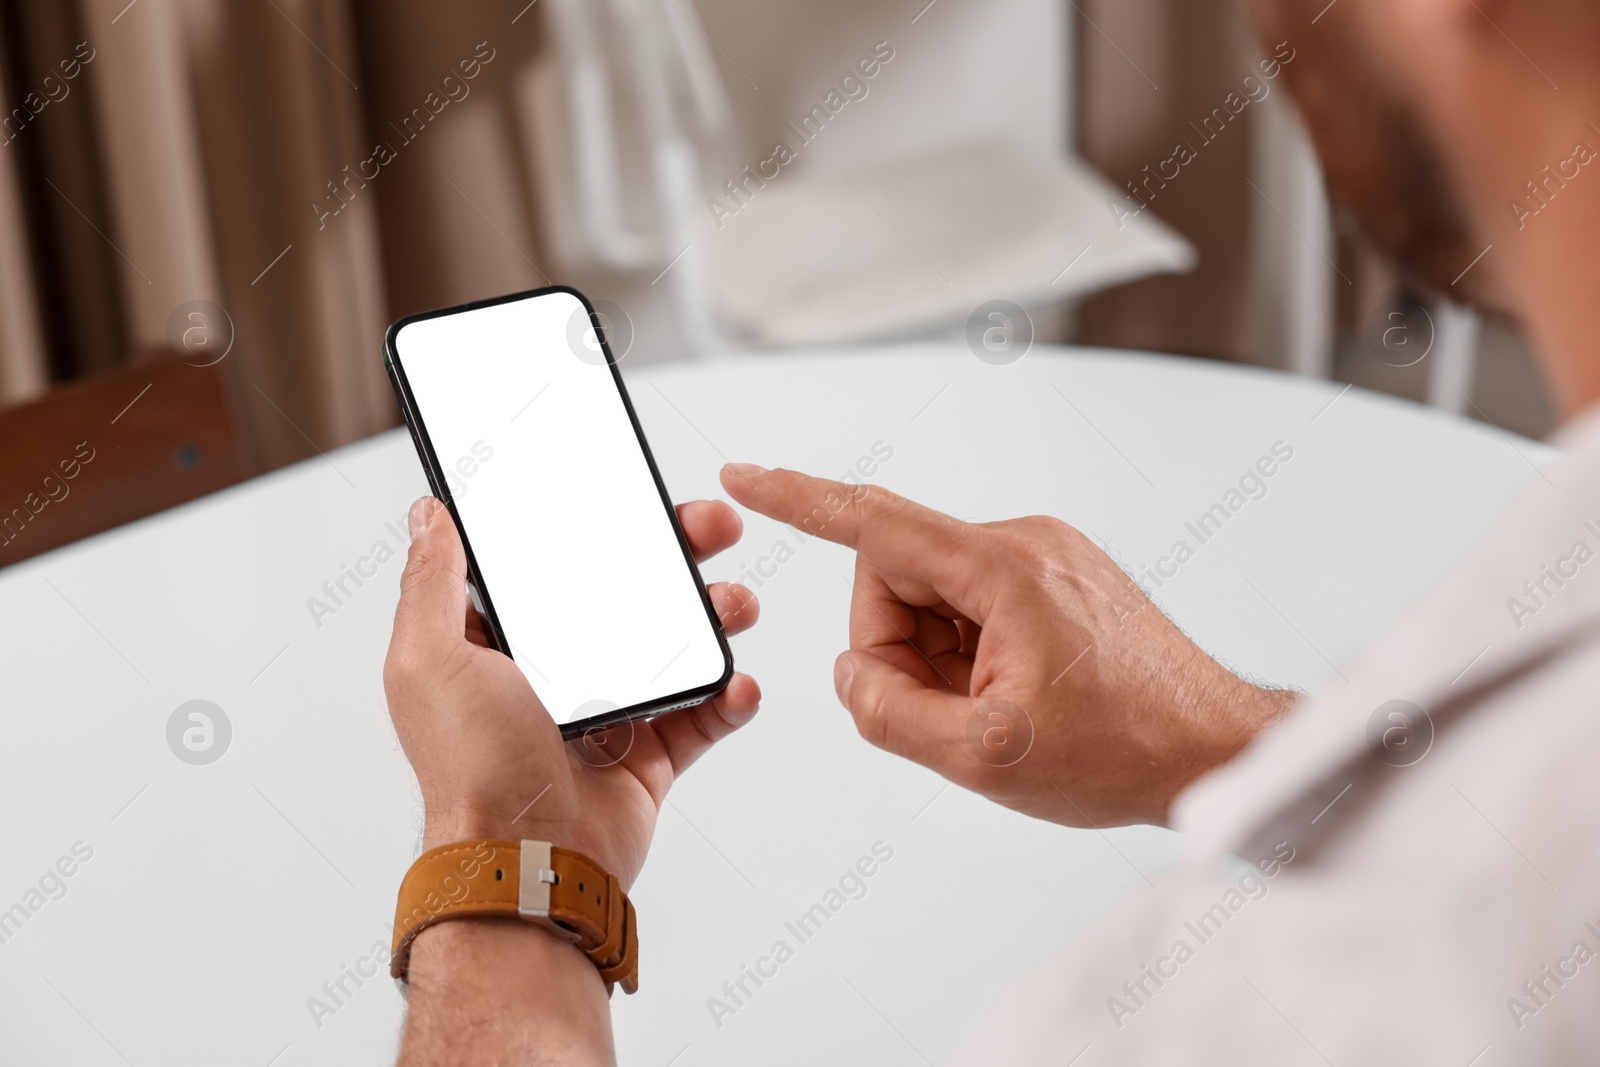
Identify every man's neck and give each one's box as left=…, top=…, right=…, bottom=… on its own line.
left=1449, top=77, right=1600, bottom=424
left=1512, top=187, right=1600, bottom=423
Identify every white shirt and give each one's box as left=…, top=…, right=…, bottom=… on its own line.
left=947, top=406, right=1600, bottom=1065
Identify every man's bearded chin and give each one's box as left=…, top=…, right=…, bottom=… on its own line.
left=1256, top=1, right=1502, bottom=313
left=1311, top=90, right=1497, bottom=309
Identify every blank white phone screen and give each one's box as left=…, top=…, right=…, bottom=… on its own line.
left=392, top=290, right=726, bottom=725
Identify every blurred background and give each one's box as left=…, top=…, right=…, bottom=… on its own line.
left=0, top=0, right=1554, bottom=565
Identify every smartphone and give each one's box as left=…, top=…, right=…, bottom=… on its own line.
left=383, top=286, right=732, bottom=739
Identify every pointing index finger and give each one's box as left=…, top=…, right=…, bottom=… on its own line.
left=720, top=464, right=985, bottom=608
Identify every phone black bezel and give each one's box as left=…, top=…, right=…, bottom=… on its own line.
left=382, top=284, right=734, bottom=740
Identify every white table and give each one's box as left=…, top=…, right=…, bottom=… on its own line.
left=0, top=347, right=1554, bottom=1066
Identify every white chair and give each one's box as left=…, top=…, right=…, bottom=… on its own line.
left=1426, top=299, right=1482, bottom=414
left=538, top=0, right=731, bottom=356
left=533, top=0, right=1194, bottom=356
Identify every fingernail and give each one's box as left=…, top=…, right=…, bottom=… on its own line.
left=408, top=496, right=441, bottom=536
left=834, top=653, right=856, bottom=706
left=723, top=462, right=766, bottom=477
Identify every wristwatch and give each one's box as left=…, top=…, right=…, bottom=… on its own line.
left=390, top=839, right=638, bottom=994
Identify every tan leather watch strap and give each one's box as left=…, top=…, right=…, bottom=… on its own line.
left=389, top=840, right=638, bottom=994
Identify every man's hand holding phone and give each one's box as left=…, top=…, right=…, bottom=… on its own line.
left=385, top=493, right=758, bottom=1063
left=384, top=494, right=761, bottom=890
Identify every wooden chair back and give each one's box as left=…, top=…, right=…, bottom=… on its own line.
left=0, top=353, right=253, bottom=567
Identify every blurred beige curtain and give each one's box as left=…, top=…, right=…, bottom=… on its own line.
left=0, top=36, right=48, bottom=402
left=0, top=0, right=550, bottom=470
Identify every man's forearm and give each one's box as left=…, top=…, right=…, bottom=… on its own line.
left=398, top=918, right=616, bottom=1066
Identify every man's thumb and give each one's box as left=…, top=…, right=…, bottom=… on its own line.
left=835, top=649, right=969, bottom=771
left=393, top=496, right=469, bottom=651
